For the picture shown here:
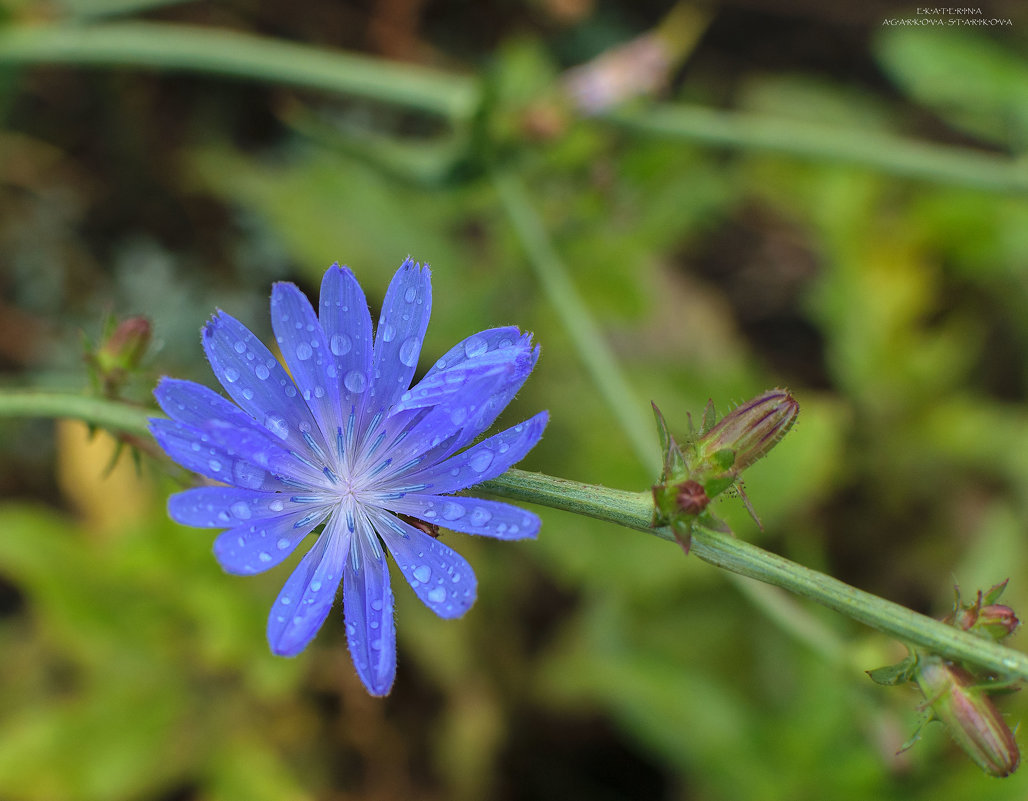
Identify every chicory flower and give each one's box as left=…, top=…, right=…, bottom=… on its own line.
left=150, top=259, right=546, bottom=695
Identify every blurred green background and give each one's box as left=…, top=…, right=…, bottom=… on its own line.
left=2, top=0, right=1028, bottom=798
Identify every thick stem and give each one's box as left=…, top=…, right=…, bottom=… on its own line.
left=4, top=390, right=1028, bottom=682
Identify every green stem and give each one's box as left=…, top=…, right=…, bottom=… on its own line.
left=3, top=389, right=1027, bottom=681
left=482, top=468, right=1028, bottom=682
left=604, top=105, right=1028, bottom=196
left=0, top=22, right=477, bottom=121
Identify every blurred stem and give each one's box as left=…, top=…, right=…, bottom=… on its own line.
left=2, top=389, right=1026, bottom=680
left=0, top=22, right=477, bottom=122
left=605, top=105, right=1028, bottom=196
left=493, top=167, right=843, bottom=664
left=492, top=169, right=661, bottom=476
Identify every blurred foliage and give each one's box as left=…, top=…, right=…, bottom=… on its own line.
left=2, top=0, right=1028, bottom=799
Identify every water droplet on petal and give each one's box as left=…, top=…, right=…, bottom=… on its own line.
left=330, top=333, right=352, bottom=355
left=450, top=407, right=467, bottom=425
left=264, top=415, right=290, bottom=440
left=344, top=370, right=367, bottom=393
left=428, top=586, right=447, bottom=604
left=311, top=580, right=322, bottom=592
left=469, top=450, right=493, bottom=473
left=277, top=537, right=291, bottom=550
left=223, top=367, right=240, bottom=383
left=399, top=337, right=420, bottom=367
left=413, top=564, right=432, bottom=583
left=233, top=341, right=246, bottom=354
left=464, top=336, right=488, bottom=358
left=208, top=459, right=222, bottom=472
left=470, top=507, right=492, bottom=526
left=403, top=286, right=417, bottom=303
left=442, top=502, right=465, bottom=521
left=255, top=363, right=270, bottom=380
left=242, top=388, right=254, bottom=400
left=296, top=342, right=313, bottom=361
left=270, top=499, right=285, bottom=512
left=258, top=551, right=272, bottom=562
left=371, top=599, right=383, bottom=611
left=230, top=501, right=252, bottom=519
left=381, top=323, right=396, bottom=343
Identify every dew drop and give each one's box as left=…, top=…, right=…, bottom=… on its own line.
left=344, top=370, right=367, bottom=393
left=311, top=580, right=322, bottom=592
left=296, top=342, right=313, bottom=361
left=258, top=551, right=272, bottom=563
left=242, top=388, right=254, bottom=400
left=233, top=461, right=265, bottom=489
left=371, top=599, right=384, bottom=611
left=442, top=502, right=465, bottom=521
left=270, top=499, right=285, bottom=512
left=264, top=414, right=290, bottom=440
left=284, top=384, right=297, bottom=397
left=428, top=586, right=447, bottom=604
left=470, top=507, right=492, bottom=526
left=381, top=323, right=396, bottom=343
left=230, top=501, right=252, bottom=520
left=450, top=407, right=468, bottom=426
left=398, top=337, right=420, bottom=367
left=277, top=537, right=291, bottom=550
left=208, top=459, right=222, bottom=472
left=330, top=333, right=352, bottom=356
left=281, top=596, right=291, bottom=606
left=469, top=450, right=493, bottom=473
left=255, top=363, right=270, bottom=380
left=314, top=385, right=326, bottom=398
left=464, top=336, right=488, bottom=358
left=413, top=564, right=432, bottom=583
left=403, top=286, right=417, bottom=303
left=223, top=367, right=240, bottom=383
left=233, top=340, right=246, bottom=354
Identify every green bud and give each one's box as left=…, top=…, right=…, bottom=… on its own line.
left=697, top=389, right=799, bottom=473
left=96, top=316, right=152, bottom=375
left=914, top=657, right=1020, bottom=778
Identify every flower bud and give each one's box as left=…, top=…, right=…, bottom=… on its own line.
left=914, top=657, right=1020, bottom=778
left=697, top=389, right=799, bottom=473
left=945, top=581, right=1021, bottom=642
left=97, top=316, right=152, bottom=374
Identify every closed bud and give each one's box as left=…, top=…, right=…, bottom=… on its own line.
left=697, top=389, right=799, bottom=473
left=98, top=316, right=152, bottom=374
left=914, top=657, right=1020, bottom=778
left=945, top=581, right=1021, bottom=642
left=976, top=606, right=1020, bottom=641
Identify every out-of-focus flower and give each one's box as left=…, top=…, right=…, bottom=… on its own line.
left=150, top=259, right=547, bottom=696
left=914, top=657, right=1020, bottom=778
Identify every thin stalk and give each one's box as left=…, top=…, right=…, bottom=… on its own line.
left=0, top=22, right=477, bottom=122
left=605, top=104, right=1028, bottom=196
left=2, top=390, right=1027, bottom=679
left=492, top=169, right=660, bottom=476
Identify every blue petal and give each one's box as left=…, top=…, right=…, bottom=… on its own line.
left=400, top=411, right=548, bottom=494
left=385, top=495, right=541, bottom=540
left=212, top=506, right=329, bottom=575
left=373, top=511, right=477, bottom=619
left=390, top=347, right=521, bottom=414
left=202, top=310, right=325, bottom=455
left=368, top=258, right=431, bottom=413
left=271, top=282, right=341, bottom=444
left=149, top=418, right=319, bottom=490
left=155, top=377, right=267, bottom=434
left=319, top=264, right=373, bottom=413
left=267, top=518, right=349, bottom=656
left=423, top=327, right=526, bottom=377
left=168, top=486, right=317, bottom=527
left=343, top=523, right=397, bottom=696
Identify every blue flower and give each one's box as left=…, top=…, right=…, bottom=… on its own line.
left=150, top=259, right=546, bottom=695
